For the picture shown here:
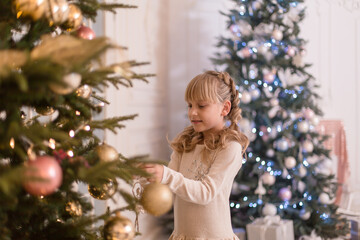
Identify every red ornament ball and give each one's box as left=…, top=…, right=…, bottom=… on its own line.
left=76, top=25, right=96, bottom=40
left=278, top=187, right=292, bottom=201
left=23, top=156, right=63, bottom=196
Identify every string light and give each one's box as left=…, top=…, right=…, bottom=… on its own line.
left=9, top=138, right=15, bottom=149
left=84, top=125, right=91, bottom=131
left=75, top=111, right=81, bottom=116
left=49, top=138, right=56, bottom=149
left=69, top=130, right=75, bottom=137
left=67, top=150, right=74, bottom=157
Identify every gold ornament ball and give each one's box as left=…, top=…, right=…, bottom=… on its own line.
left=140, top=182, right=173, bottom=216
left=65, top=4, right=83, bottom=30
left=76, top=84, right=92, bottom=98
left=96, top=143, right=118, bottom=162
left=88, top=179, right=118, bottom=200
left=65, top=201, right=83, bottom=217
left=35, top=106, right=55, bottom=116
left=14, top=0, right=46, bottom=21
left=49, top=72, right=82, bottom=95
left=104, top=212, right=135, bottom=240
left=45, top=0, right=69, bottom=25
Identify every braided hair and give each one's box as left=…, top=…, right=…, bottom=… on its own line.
left=170, top=71, right=249, bottom=162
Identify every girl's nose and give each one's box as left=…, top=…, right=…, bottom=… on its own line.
left=189, top=108, right=198, bottom=116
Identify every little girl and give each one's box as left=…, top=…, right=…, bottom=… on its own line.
left=144, top=71, right=249, bottom=240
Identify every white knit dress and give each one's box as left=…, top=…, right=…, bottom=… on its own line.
left=161, top=141, right=243, bottom=240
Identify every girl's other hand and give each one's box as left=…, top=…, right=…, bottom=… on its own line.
left=142, top=164, right=164, bottom=183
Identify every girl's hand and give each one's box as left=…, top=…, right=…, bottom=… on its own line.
left=142, top=164, right=164, bottom=183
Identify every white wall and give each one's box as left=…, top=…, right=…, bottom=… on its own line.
left=301, top=0, right=360, bottom=190
left=100, top=1, right=170, bottom=239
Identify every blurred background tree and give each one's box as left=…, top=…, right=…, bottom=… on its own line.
left=212, top=0, right=348, bottom=238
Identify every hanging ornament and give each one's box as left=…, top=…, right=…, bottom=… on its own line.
left=255, top=178, right=266, bottom=196
left=318, top=192, right=331, bottom=204
left=238, top=47, right=252, bottom=58
left=65, top=201, right=83, bottom=217
left=35, top=106, right=55, bottom=116
left=302, top=140, right=314, bottom=153
left=140, top=182, right=173, bottom=216
left=76, top=84, right=92, bottom=98
left=103, top=212, right=135, bottom=240
left=258, top=44, right=269, bottom=55
left=303, top=108, right=315, bottom=120
left=45, top=0, right=69, bottom=25
left=262, top=203, right=277, bottom=216
left=262, top=172, right=275, bottom=186
left=310, top=116, right=320, bottom=126
left=298, top=165, right=307, bottom=177
left=266, top=149, right=275, bottom=157
left=278, top=187, right=292, bottom=201
left=299, top=209, right=311, bottom=220
left=240, top=91, right=251, bottom=104
left=96, top=143, right=119, bottom=162
left=284, top=156, right=296, bottom=169
left=14, top=0, right=46, bottom=21
left=250, top=88, right=261, bottom=100
left=306, top=155, right=319, bottom=164
left=286, top=46, right=296, bottom=57
left=23, top=155, right=63, bottom=196
left=297, top=181, right=306, bottom=193
left=65, top=4, right=83, bottom=30
left=49, top=72, right=82, bottom=95
left=252, top=1, right=262, bottom=10
left=276, top=138, right=289, bottom=152
left=264, top=72, right=275, bottom=83
left=272, top=29, right=283, bottom=41
left=76, top=25, right=96, bottom=40
left=298, top=121, right=309, bottom=133
left=88, top=179, right=118, bottom=200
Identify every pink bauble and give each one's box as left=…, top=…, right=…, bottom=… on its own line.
left=241, top=47, right=252, bottom=58
left=23, top=156, right=63, bottom=196
left=76, top=25, right=96, bottom=40
left=264, top=72, right=275, bottom=83
left=262, top=172, right=276, bottom=186
left=278, top=187, right=292, bottom=201
left=286, top=46, right=296, bottom=57
left=304, top=108, right=315, bottom=120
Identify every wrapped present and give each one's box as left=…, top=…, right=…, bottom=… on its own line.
left=233, top=228, right=246, bottom=240
left=246, top=215, right=294, bottom=240
left=351, top=219, right=359, bottom=240
left=299, top=230, right=322, bottom=240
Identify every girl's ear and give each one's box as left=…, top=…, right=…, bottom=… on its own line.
left=221, top=100, right=231, bottom=116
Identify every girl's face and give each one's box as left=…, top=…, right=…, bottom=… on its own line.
left=187, top=100, right=229, bottom=139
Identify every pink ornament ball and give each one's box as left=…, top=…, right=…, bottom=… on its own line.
left=23, top=156, right=63, bottom=196
left=264, top=72, right=275, bottom=83
left=76, top=25, right=96, bottom=40
left=241, top=47, right=252, bottom=58
left=278, top=187, right=292, bottom=201
left=304, top=108, right=315, bottom=120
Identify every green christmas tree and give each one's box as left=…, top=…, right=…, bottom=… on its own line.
left=0, top=0, right=155, bottom=239
left=212, top=0, right=348, bottom=238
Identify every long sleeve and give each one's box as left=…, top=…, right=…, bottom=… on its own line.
left=167, top=151, right=181, bottom=171
left=161, top=142, right=243, bottom=205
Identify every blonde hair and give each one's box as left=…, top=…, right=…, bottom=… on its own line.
left=170, top=71, right=249, bottom=163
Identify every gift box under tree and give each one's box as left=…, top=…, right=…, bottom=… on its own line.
left=246, top=216, right=294, bottom=240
